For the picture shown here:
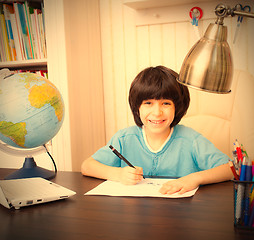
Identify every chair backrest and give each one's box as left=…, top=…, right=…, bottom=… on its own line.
left=180, top=70, right=254, bottom=160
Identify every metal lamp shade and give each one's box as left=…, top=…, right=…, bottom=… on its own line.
left=177, top=23, right=233, bottom=93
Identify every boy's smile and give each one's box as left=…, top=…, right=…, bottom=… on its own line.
left=139, top=99, right=175, bottom=138
left=148, top=119, right=166, bottom=125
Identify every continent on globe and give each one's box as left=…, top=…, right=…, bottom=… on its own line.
left=29, top=83, right=64, bottom=122
left=0, top=121, right=27, bottom=147
left=0, top=72, right=65, bottom=149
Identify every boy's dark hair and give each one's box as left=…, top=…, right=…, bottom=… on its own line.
left=128, top=65, right=190, bottom=128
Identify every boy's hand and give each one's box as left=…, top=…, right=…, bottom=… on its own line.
left=159, top=174, right=201, bottom=195
left=119, top=166, right=143, bottom=185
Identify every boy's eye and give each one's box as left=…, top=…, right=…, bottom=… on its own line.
left=143, top=101, right=152, bottom=105
left=163, top=102, right=171, bottom=105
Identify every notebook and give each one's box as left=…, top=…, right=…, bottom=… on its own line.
left=0, top=177, right=76, bottom=210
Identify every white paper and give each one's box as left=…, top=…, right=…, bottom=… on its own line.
left=85, top=178, right=198, bottom=198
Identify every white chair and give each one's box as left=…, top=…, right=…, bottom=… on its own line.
left=180, top=70, right=254, bottom=160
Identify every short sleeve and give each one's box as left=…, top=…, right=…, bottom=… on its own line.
left=193, top=134, right=229, bottom=170
left=92, top=132, right=123, bottom=167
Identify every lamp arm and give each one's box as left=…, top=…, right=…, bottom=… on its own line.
left=215, top=4, right=254, bottom=19
left=232, top=10, right=254, bottom=18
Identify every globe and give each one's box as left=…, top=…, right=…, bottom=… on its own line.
left=0, top=70, right=65, bottom=179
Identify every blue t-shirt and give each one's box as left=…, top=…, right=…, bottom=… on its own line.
left=92, top=124, right=229, bottom=177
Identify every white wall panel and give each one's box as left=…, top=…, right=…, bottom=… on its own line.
left=247, top=18, right=254, bottom=75
left=123, top=5, right=138, bottom=126
left=161, top=23, right=176, bottom=69
left=175, top=22, right=190, bottom=72
left=44, top=0, right=72, bottom=171
left=149, top=25, right=163, bottom=66
left=100, top=0, right=117, bottom=141
left=136, top=26, right=150, bottom=71
left=111, top=0, right=129, bottom=131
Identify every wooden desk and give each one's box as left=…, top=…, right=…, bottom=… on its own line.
left=0, top=168, right=253, bottom=240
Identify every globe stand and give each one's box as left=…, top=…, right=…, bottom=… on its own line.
left=4, top=157, right=56, bottom=180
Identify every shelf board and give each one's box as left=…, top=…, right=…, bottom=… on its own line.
left=0, top=59, right=47, bottom=69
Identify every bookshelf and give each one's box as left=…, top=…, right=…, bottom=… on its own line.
left=0, top=0, right=72, bottom=172
left=0, top=58, right=47, bottom=70
left=0, top=0, right=47, bottom=70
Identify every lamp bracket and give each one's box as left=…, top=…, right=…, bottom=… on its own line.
left=215, top=4, right=230, bottom=18
left=215, top=3, right=254, bottom=19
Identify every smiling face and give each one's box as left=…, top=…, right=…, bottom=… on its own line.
left=139, top=99, right=175, bottom=138
left=129, top=66, right=190, bottom=129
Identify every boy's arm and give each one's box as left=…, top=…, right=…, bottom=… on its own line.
left=81, top=157, right=143, bottom=184
left=81, top=156, right=121, bottom=181
left=160, top=162, right=234, bottom=194
left=194, top=162, right=234, bottom=185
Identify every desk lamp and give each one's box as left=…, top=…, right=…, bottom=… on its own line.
left=177, top=3, right=254, bottom=93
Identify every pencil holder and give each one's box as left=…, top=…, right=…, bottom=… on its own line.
left=233, top=180, right=254, bottom=230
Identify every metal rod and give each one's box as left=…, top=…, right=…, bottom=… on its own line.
left=233, top=10, right=254, bottom=18
left=215, top=4, right=254, bottom=19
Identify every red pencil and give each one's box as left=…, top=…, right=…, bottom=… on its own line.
left=235, top=140, right=243, bottom=162
left=229, top=160, right=239, bottom=180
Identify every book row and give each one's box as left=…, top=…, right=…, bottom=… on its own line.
left=13, top=69, right=48, bottom=78
left=0, top=1, right=46, bottom=62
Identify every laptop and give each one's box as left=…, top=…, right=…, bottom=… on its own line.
left=0, top=177, right=76, bottom=210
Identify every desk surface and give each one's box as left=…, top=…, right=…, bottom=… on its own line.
left=0, top=168, right=253, bottom=240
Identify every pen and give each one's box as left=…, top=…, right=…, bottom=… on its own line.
left=234, top=140, right=243, bottom=163
left=245, top=157, right=252, bottom=181
left=235, top=183, right=244, bottom=225
left=241, top=144, right=248, bottom=158
left=235, top=155, right=247, bottom=225
left=243, top=184, right=251, bottom=226
left=240, top=157, right=247, bottom=181
left=249, top=201, right=254, bottom=227
left=109, top=145, right=145, bottom=179
left=252, top=161, right=254, bottom=181
left=109, top=145, right=135, bottom=168
left=229, top=160, right=239, bottom=180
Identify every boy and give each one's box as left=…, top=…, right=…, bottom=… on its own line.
left=81, top=66, right=233, bottom=194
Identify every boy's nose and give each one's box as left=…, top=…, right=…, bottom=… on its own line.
left=152, top=104, right=162, bottom=115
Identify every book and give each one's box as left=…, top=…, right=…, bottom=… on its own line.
left=10, top=11, right=23, bottom=60
left=35, top=8, right=46, bottom=58
left=0, top=17, right=6, bottom=61
left=24, top=1, right=34, bottom=59
left=29, top=10, right=39, bottom=59
left=0, top=13, right=12, bottom=61
left=13, top=2, right=26, bottom=60
left=3, top=4, right=17, bottom=61
left=16, top=2, right=32, bottom=59
left=38, top=12, right=46, bottom=58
